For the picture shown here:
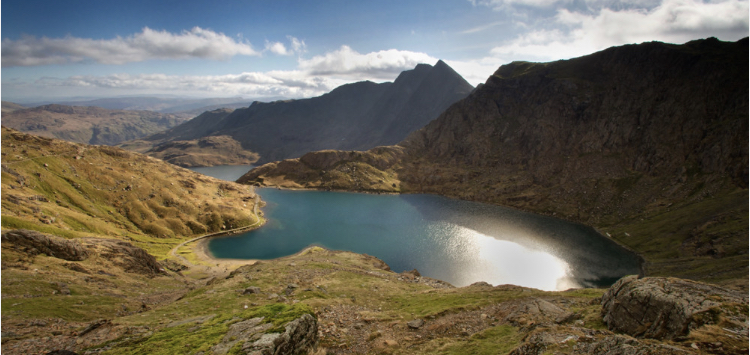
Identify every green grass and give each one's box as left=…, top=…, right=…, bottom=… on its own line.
left=99, top=303, right=314, bottom=355
left=603, top=189, right=748, bottom=282
left=386, top=287, right=541, bottom=318
left=2, top=215, right=88, bottom=239
left=418, top=325, right=521, bottom=354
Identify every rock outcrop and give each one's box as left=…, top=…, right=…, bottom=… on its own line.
left=1, top=229, right=89, bottom=261
left=212, top=314, right=318, bottom=355
left=601, top=275, right=748, bottom=340
left=95, top=239, right=165, bottom=276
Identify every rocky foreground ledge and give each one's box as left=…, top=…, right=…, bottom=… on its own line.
left=2, top=229, right=748, bottom=354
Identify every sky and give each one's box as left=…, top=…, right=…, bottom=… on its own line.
left=2, top=0, right=748, bottom=103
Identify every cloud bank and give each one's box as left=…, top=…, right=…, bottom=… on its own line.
left=477, top=0, right=749, bottom=64
left=298, top=45, right=437, bottom=80
left=2, top=27, right=260, bottom=67
left=6, top=46, right=441, bottom=100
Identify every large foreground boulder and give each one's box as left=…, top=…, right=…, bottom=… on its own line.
left=601, top=275, right=748, bottom=340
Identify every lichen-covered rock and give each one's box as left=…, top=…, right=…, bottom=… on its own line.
left=601, top=276, right=748, bottom=340
left=508, top=326, right=696, bottom=355
left=573, top=334, right=694, bottom=355
left=1, top=229, right=89, bottom=261
left=241, top=314, right=318, bottom=355
left=496, top=298, right=567, bottom=326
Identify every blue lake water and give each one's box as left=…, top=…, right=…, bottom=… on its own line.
left=190, top=165, right=641, bottom=290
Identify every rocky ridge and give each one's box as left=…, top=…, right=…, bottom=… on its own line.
left=127, top=60, right=473, bottom=164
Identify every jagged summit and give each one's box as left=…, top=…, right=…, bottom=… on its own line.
left=128, top=60, right=474, bottom=165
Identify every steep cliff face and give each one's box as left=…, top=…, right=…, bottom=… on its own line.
left=134, top=61, right=473, bottom=164
left=239, top=38, right=748, bottom=285
left=400, top=38, right=747, bottom=223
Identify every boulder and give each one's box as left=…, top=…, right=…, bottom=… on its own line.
left=407, top=319, right=425, bottom=329
left=498, top=298, right=567, bottom=326
left=240, top=314, right=318, bottom=355
left=601, top=276, right=748, bottom=340
left=242, top=286, right=261, bottom=295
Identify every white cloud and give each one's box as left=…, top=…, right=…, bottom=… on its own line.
left=488, top=0, right=749, bottom=62
left=28, top=71, right=339, bottom=99
left=297, top=45, right=438, bottom=80
left=2, top=27, right=260, bottom=67
left=5, top=45, right=446, bottom=101
left=469, top=0, right=563, bottom=9
left=265, top=41, right=290, bottom=55
left=288, top=36, right=307, bottom=53
left=264, top=36, right=307, bottom=56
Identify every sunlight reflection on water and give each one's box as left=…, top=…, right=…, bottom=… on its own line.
left=431, top=222, right=577, bottom=291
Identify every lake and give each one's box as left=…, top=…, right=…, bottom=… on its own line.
left=190, top=165, right=641, bottom=291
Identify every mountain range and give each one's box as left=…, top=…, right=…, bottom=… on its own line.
left=129, top=60, right=474, bottom=164
left=1, top=104, right=188, bottom=146
left=239, top=37, right=749, bottom=287
left=17, top=96, right=260, bottom=116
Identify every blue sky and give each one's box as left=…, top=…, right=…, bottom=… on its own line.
left=2, top=0, right=748, bottom=102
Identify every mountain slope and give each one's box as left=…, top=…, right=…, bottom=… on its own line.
left=144, top=135, right=260, bottom=167
left=1, top=104, right=188, bottom=145
left=238, top=37, right=749, bottom=286
left=130, top=61, right=474, bottom=164
left=1, top=127, right=263, bottom=252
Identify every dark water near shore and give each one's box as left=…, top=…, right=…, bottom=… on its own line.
left=190, top=165, right=641, bottom=290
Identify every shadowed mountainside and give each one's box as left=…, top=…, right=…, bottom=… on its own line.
left=239, top=37, right=749, bottom=287
left=1, top=104, right=187, bottom=146
left=127, top=60, right=474, bottom=165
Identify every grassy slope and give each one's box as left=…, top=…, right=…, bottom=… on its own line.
left=1, top=128, right=267, bottom=352
left=1, top=127, right=261, bottom=258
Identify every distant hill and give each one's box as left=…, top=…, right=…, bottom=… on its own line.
left=1, top=101, right=27, bottom=114
left=19, top=96, right=262, bottom=116
left=129, top=60, right=474, bottom=164
left=239, top=37, right=749, bottom=287
left=144, top=135, right=260, bottom=167
left=1, top=104, right=188, bottom=145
